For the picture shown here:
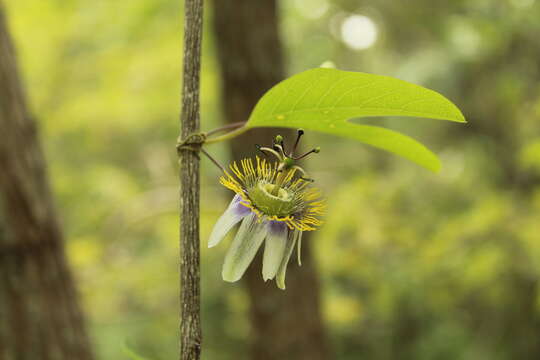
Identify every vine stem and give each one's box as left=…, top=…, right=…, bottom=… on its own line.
left=206, top=121, right=246, bottom=136
left=201, top=147, right=225, bottom=172
left=178, top=0, right=203, bottom=359
left=205, top=125, right=249, bottom=144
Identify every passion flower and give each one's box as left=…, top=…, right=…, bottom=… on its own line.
left=208, top=130, right=325, bottom=289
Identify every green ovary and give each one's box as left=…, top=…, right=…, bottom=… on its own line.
left=248, top=181, right=296, bottom=218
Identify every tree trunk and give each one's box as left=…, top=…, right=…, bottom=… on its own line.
left=211, top=1, right=329, bottom=359
left=0, top=6, right=94, bottom=360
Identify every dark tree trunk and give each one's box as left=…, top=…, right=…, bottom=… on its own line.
left=0, top=6, right=94, bottom=360
left=211, top=1, right=329, bottom=359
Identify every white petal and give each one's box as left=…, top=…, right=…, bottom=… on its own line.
left=262, top=222, right=288, bottom=281
left=208, top=195, right=250, bottom=248
left=222, top=213, right=268, bottom=283
left=276, top=229, right=300, bottom=290
left=297, top=231, right=303, bottom=266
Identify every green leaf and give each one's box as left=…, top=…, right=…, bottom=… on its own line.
left=246, top=68, right=466, bottom=172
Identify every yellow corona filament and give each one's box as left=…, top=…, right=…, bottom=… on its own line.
left=219, top=157, right=325, bottom=231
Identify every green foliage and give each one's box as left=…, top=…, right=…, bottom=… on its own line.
left=246, top=68, right=465, bottom=172
left=123, top=342, right=154, bottom=360
left=521, top=140, right=540, bottom=172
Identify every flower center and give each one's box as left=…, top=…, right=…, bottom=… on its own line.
left=248, top=181, right=296, bottom=218
left=256, top=129, right=320, bottom=196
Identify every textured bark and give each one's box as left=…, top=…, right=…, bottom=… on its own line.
left=0, top=5, right=94, bottom=360
left=177, top=0, right=203, bottom=359
left=211, top=1, right=329, bottom=359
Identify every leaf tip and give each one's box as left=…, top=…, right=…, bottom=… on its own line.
left=446, top=101, right=467, bottom=123
left=456, top=110, right=467, bottom=123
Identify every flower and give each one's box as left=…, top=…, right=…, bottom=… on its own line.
left=208, top=130, right=325, bottom=289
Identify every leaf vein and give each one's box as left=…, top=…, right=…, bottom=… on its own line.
left=269, top=85, right=295, bottom=116
left=254, top=106, right=449, bottom=124
left=354, top=89, right=402, bottom=108
left=399, top=97, right=431, bottom=110
left=314, top=74, right=350, bottom=108
left=330, top=80, right=378, bottom=109
left=290, top=78, right=319, bottom=112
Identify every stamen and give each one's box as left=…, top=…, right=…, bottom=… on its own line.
left=259, top=146, right=284, bottom=161
left=288, top=165, right=315, bottom=182
left=274, top=143, right=286, bottom=158
left=291, top=165, right=312, bottom=180
left=290, top=128, right=304, bottom=157
left=255, top=144, right=267, bottom=157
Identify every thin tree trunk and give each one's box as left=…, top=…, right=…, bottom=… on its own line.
left=0, top=5, right=94, bottom=360
left=211, top=1, right=329, bottom=359
left=177, top=0, right=203, bottom=359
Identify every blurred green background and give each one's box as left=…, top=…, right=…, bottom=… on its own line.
left=5, top=0, right=540, bottom=359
